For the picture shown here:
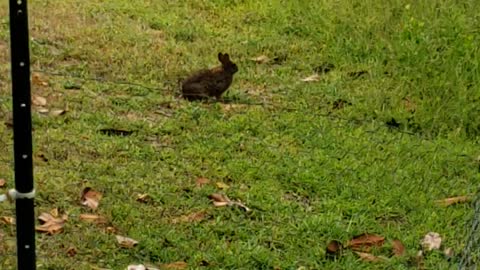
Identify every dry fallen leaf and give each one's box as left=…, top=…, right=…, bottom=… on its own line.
left=36, top=107, right=49, bottom=114
left=354, top=251, right=388, bottom=262
left=66, top=246, right=77, bottom=257
left=250, top=55, right=270, bottom=64
left=444, top=247, right=454, bottom=258
left=195, top=177, right=210, bottom=187
left=36, top=212, right=67, bottom=235
left=421, top=232, right=441, bottom=251
left=392, top=239, right=405, bottom=257
left=32, top=72, right=49, bottom=86
left=106, top=226, right=118, bottom=234
left=31, top=95, right=47, bottom=106
left=347, top=233, right=385, bottom=252
left=326, top=240, right=342, bottom=258
left=136, top=193, right=151, bottom=203
left=160, top=261, right=188, bottom=269
left=171, top=211, right=206, bottom=224
left=79, top=214, right=108, bottom=224
left=0, top=216, right=15, bottom=225
left=50, top=109, right=67, bottom=116
left=0, top=178, right=6, bottom=188
left=435, top=196, right=471, bottom=207
left=301, top=74, right=320, bottom=82
left=215, top=182, right=230, bottom=190
left=128, top=265, right=146, bottom=270
left=208, top=193, right=231, bottom=207
left=208, top=193, right=251, bottom=212
left=81, top=187, right=102, bottom=210
left=116, top=235, right=139, bottom=248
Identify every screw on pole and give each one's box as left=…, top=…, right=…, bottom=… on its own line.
left=9, top=0, right=36, bottom=269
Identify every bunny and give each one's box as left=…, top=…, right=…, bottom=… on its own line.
left=181, top=53, right=238, bottom=100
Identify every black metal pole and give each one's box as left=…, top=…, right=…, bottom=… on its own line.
left=9, top=0, right=36, bottom=269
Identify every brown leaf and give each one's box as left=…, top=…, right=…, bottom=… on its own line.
left=36, top=212, right=67, bottom=235
left=66, top=246, right=77, bottom=257
left=208, top=193, right=231, bottom=207
left=81, top=187, right=102, bottom=210
left=171, top=211, right=206, bottom=224
left=250, top=55, right=270, bottom=64
left=326, top=240, right=342, bottom=258
left=403, top=97, right=416, bottom=113
left=215, top=182, right=230, bottom=190
left=36, top=107, right=49, bottom=114
left=160, top=261, right=188, bottom=269
left=435, top=196, right=471, bottom=207
left=347, top=233, right=385, bottom=252
left=392, top=239, right=405, bottom=257
left=105, top=226, right=118, bottom=234
left=301, top=74, right=320, bottom=82
left=0, top=216, right=15, bottom=225
left=50, top=109, right=67, bottom=116
left=32, top=72, right=49, bottom=86
left=0, top=178, right=6, bottom=188
left=115, top=235, right=138, bottom=248
left=195, top=177, right=210, bottom=187
left=136, top=193, right=151, bottom=203
left=421, top=232, right=441, bottom=251
left=31, top=95, right=47, bottom=106
left=354, top=251, right=388, bottom=262
left=79, top=214, right=108, bottom=224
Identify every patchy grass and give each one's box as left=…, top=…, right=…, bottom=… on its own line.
left=0, top=0, right=479, bottom=269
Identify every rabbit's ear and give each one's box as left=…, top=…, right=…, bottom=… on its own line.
left=218, top=52, right=224, bottom=62
left=223, top=53, right=231, bottom=62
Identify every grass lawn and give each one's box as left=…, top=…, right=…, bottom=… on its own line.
left=0, top=0, right=479, bottom=269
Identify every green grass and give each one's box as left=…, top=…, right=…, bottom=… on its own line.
left=0, top=0, right=479, bottom=269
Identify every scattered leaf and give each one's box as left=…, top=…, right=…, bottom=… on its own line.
left=215, top=182, right=230, bottom=190
left=127, top=264, right=146, bottom=270
left=435, top=196, right=471, bottom=207
left=66, top=246, right=77, bottom=257
left=326, top=240, right=342, bottom=258
left=50, top=208, right=59, bottom=217
left=354, top=251, right=388, bottom=262
left=392, top=239, right=405, bottom=257
left=196, top=177, right=210, bottom=187
left=171, top=211, right=206, bottom=224
left=36, top=212, right=67, bottom=235
left=421, top=232, right=441, bottom=251
left=347, top=233, right=385, bottom=252
left=208, top=193, right=251, bottom=212
left=444, top=247, right=454, bottom=258
left=32, top=72, right=49, bottom=86
left=0, top=178, right=6, bottom=188
left=301, top=74, right=320, bottom=82
left=0, top=216, right=15, bottom=225
left=160, top=261, right=188, bottom=269
left=116, top=235, right=138, bottom=248
left=81, top=187, right=103, bottom=210
left=79, top=214, right=108, bottom=224
left=250, top=55, right=270, bottom=64
left=136, top=193, right=151, bottom=203
left=36, top=107, right=49, bottom=114
left=208, top=193, right=231, bottom=207
left=106, top=226, right=118, bottom=234
left=31, top=95, right=47, bottom=106
left=50, top=109, right=67, bottom=116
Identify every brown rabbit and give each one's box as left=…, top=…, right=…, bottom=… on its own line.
left=181, top=53, right=238, bottom=100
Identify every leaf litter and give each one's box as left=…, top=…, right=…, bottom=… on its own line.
left=116, top=235, right=139, bottom=248
left=208, top=193, right=251, bottom=212
left=81, top=187, right=102, bottom=210
left=36, top=210, right=68, bottom=235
